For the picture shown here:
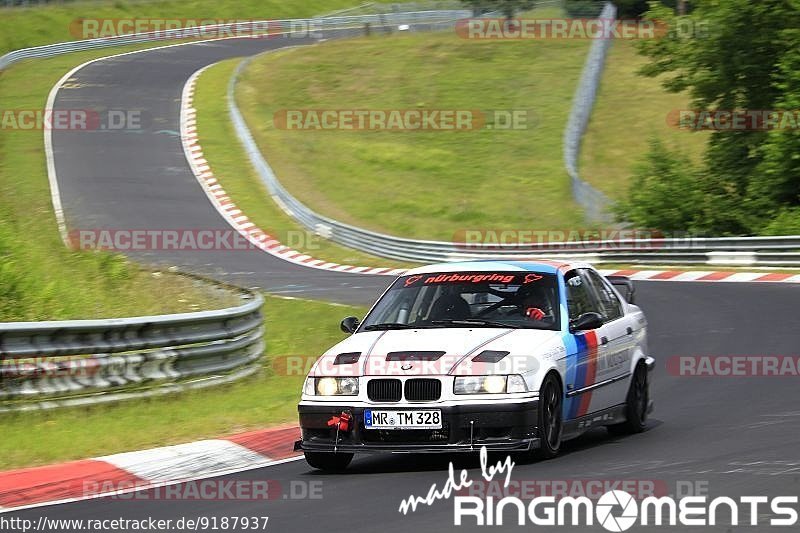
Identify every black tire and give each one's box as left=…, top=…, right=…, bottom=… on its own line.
left=304, top=451, right=354, bottom=471
left=536, top=373, right=563, bottom=459
left=608, top=362, right=649, bottom=436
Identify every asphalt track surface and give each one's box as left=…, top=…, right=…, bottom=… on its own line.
left=11, top=282, right=800, bottom=532
left=52, top=34, right=392, bottom=306
left=12, top=34, right=800, bottom=532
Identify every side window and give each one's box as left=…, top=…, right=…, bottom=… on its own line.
left=582, top=270, right=623, bottom=321
left=564, top=270, right=601, bottom=320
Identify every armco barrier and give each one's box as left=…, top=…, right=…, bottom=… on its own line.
left=0, top=10, right=471, bottom=71
left=0, top=9, right=468, bottom=412
left=226, top=47, right=800, bottom=267
left=0, top=286, right=264, bottom=412
left=562, top=1, right=615, bottom=223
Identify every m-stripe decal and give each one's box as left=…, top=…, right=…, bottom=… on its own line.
left=567, top=331, right=599, bottom=419
left=577, top=331, right=599, bottom=417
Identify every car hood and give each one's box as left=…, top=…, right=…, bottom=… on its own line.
left=310, top=327, right=566, bottom=377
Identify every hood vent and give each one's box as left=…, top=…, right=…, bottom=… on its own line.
left=334, top=352, right=361, bottom=365
left=385, top=351, right=446, bottom=361
left=472, top=350, right=509, bottom=363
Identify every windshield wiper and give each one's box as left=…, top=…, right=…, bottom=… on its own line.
left=431, top=319, right=517, bottom=329
left=362, top=322, right=417, bottom=331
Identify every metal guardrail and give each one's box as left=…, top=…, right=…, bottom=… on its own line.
left=0, top=10, right=467, bottom=412
left=321, top=2, right=467, bottom=17
left=226, top=34, right=800, bottom=267
left=0, top=10, right=471, bottom=71
left=562, top=1, right=614, bottom=223
left=0, top=285, right=264, bottom=412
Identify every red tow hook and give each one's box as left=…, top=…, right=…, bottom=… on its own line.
left=326, top=411, right=353, bottom=432
left=327, top=411, right=353, bottom=453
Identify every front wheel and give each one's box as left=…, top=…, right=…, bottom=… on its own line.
left=608, top=362, right=649, bottom=436
left=304, top=451, right=353, bottom=471
left=536, top=373, right=563, bottom=459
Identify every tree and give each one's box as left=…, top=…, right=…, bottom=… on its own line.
left=748, top=26, right=800, bottom=229
left=614, top=139, right=706, bottom=234
left=630, top=0, right=800, bottom=235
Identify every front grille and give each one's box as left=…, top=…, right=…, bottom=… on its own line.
left=367, top=379, right=402, bottom=402
left=404, top=378, right=441, bottom=401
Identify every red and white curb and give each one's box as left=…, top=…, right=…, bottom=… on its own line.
left=180, top=66, right=405, bottom=277
left=598, top=269, right=800, bottom=283
left=0, top=425, right=300, bottom=513
left=180, top=67, right=800, bottom=285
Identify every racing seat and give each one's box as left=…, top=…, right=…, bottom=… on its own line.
left=428, top=294, right=471, bottom=320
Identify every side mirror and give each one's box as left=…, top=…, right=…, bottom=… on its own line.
left=606, top=275, right=635, bottom=304
left=340, top=316, right=360, bottom=334
left=569, top=312, right=604, bottom=332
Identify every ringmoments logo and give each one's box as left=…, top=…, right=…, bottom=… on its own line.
left=453, top=490, right=800, bottom=529
left=398, top=448, right=800, bottom=530
left=596, top=490, right=637, bottom=531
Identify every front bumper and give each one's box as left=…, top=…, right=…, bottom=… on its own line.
left=295, top=399, right=539, bottom=454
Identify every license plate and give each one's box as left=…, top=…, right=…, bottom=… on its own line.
left=364, top=409, right=442, bottom=430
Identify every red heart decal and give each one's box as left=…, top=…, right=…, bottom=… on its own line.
left=404, top=275, right=423, bottom=287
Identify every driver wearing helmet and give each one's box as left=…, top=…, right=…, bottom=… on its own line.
left=516, top=283, right=553, bottom=322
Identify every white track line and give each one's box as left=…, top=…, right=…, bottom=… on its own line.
left=40, top=33, right=800, bottom=282
left=179, top=64, right=404, bottom=276
left=43, top=38, right=251, bottom=247
left=0, top=456, right=304, bottom=514
left=98, top=439, right=275, bottom=483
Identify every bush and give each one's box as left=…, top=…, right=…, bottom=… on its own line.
left=563, top=0, right=606, bottom=18
left=761, top=208, right=800, bottom=235
left=614, top=138, right=704, bottom=233
left=564, top=0, right=650, bottom=18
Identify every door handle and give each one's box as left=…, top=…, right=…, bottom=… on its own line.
left=626, top=327, right=633, bottom=335
left=601, top=336, right=609, bottom=345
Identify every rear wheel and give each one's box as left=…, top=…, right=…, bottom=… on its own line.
left=608, top=362, right=649, bottom=435
left=304, top=451, right=353, bottom=471
left=536, top=373, right=563, bottom=459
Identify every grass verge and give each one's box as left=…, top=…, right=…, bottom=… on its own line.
left=0, top=0, right=365, bottom=56
left=0, top=0, right=372, bottom=320
left=0, top=294, right=365, bottom=470
left=579, top=40, right=709, bottom=198
left=235, top=30, right=592, bottom=241
left=193, top=58, right=410, bottom=269
left=0, top=44, right=250, bottom=320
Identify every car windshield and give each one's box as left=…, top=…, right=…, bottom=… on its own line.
left=361, top=271, right=561, bottom=331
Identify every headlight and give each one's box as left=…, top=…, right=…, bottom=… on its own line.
left=308, top=377, right=359, bottom=396
left=507, top=374, right=528, bottom=393
left=453, top=375, right=528, bottom=394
